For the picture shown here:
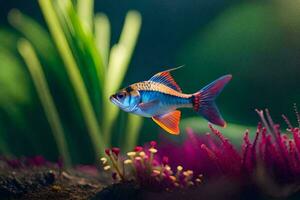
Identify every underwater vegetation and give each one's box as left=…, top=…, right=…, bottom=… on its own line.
left=99, top=108, right=300, bottom=199
left=1, top=108, right=300, bottom=199
left=101, top=142, right=202, bottom=191
left=0, top=0, right=142, bottom=165
left=1, top=0, right=300, bottom=199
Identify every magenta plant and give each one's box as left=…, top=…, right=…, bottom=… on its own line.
left=101, top=143, right=202, bottom=191
left=1, top=155, right=49, bottom=169
left=101, top=107, right=300, bottom=197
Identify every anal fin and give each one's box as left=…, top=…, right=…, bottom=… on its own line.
left=152, top=110, right=181, bottom=135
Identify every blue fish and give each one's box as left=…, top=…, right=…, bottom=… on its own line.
left=110, top=67, right=232, bottom=135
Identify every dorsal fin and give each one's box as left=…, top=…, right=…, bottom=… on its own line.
left=152, top=110, right=181, bottom=135
left=149, top=66, right=183, bottom=92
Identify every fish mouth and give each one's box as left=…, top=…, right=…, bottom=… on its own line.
left=109, top=95, right=119, bottom=105
left=110, top=95, right=125, bottom=109
left=109, top=95, right=132, bottom=111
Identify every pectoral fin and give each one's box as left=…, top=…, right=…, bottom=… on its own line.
left=152, top=110, right=181, bottom=135
left=139, top=99, right=160, bottom=111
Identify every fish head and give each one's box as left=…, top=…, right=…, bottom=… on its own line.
left=109, top=86, right=140, bottom=112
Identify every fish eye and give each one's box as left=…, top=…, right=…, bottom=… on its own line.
left=117, top=93, right=126, bottom=99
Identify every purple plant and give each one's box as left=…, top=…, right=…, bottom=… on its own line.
left=100, top=143, right=202, bottom=191
left=102, top=107, right=300, bottom=197
left=1, top=155, right=49, bottom=169
left=156, top=108, right=300, bottom=197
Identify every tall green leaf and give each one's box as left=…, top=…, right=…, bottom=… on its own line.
left=95, top=13, right=110, bottom=67
left=18, top=39, right=72, bottom=167
left=38, top=0, right=106, bottom=158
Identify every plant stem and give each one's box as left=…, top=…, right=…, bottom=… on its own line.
left=108, top=154, right=125, bottom=181
left=95, top=13, right=110, bottom=67
left=18, top=39, right=72, bottom=167
left=77, top=0, right=94, bottom=33
left=38, top=0, right=106, bottom=158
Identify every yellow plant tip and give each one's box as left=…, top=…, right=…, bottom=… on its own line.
left=169, top=175, right=176, bottom=182
left=104, top=165, right=111, bottom=171
left=127, top=152, right=136, bottom=157
left=149, top=148, right=157, bottom=154
left=165, top=165, right=171, bottom=171
left=177, top=165, right=183, bottom=171
left=152, top=169, right=160, bottom=176
left=183, top=171, right=189, bottom=177
left=139, top=151, right=146, bottom=157
left=195, top=178, right=202, bottom=183
left=134, top=156, right=142, bottom=161
left=124, top=159, right=132, bottom=164
left=183, top=170, right=193, bottom=177
left=100, top=157, right=107, bottom=164
left=187, top=170, right=193, bottom=175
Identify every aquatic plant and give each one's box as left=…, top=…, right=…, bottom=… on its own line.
left=160, top=109, right=300, bottom=197
left=1, top=155, right=48, bottom=169
left=102, top=108, right=300, bottom=198
left=100, top=143, right=203, bottom=191
left=0, top=0, right=142, bottom=165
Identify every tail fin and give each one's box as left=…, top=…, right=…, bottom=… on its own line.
left=192, top=75, right=232, bottom=127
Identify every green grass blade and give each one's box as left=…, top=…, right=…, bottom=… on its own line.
left=8, top=10, right=60, bottom=67
left=77, top=0, right=94, bottom=33
left=8, top=10, right=69, bottom=89
left=38, top=0, right=106, bottom=158
left=57, top=0, right=105, bottom=89
left=95, top=13, right=110, bottom=67
left=123, top=114, right=143, bottom=152
left=64, top=2, right=105, bottom=118
left=0, top=47, right=37, bottom=155
left=103, top=11, right=142, bottom=144
left=18, top=39, right=72, bottom=167
left=67, top=3, right=105, bottom=84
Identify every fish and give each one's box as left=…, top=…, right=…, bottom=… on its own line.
left=109, top=67, right=232, bottom=135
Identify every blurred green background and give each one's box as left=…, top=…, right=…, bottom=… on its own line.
left=0, top=0, right=299, bottom=164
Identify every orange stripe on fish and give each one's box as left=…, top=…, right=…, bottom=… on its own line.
left=131, top=81, right=191, bottom=98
